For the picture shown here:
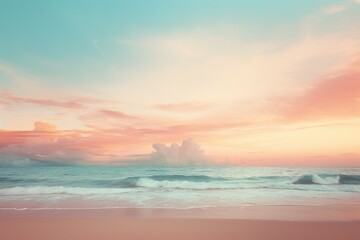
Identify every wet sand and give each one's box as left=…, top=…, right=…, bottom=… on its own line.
left=1, top=204, right=360, bottom=240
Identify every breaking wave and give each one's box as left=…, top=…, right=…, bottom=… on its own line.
left=293, top=174, right=360, bottom=185
left=1, top=174, right=360, bottom=196
left=114, top=175, right=230, bottom=189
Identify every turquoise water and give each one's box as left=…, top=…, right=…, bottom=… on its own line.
left=0, top=166, right=359, bottom=209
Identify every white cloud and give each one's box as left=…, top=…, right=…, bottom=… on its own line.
left=151, top=139, right=209, bottom=166
left=323, top=5, right=346, bottom=14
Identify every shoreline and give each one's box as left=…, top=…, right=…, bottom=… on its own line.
left=1, top=203, right=360, bottom=239
left=1, top=203, right=360, bottom=221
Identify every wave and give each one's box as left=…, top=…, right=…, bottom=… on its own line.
left=134, top=178, right=237, bottom=190
left=293, top=174, right=360, bottom=185
left=113, top=175, right=229, bottom=188
left=2, top=174, right=359, bottom=194
left=0, top=177, right=44, bottom=183
left=113, top=175, right=287, bottom=190
left=129, top=175, right=228, bottom=182
left=0, top=186, right=135, bottom=196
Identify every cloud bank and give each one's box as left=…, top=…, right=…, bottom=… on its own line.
left=0, top=123, right=210, bottom=166
left=150, top=139, right=209, bottom=166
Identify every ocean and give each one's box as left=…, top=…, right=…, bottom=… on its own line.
left=0, top=166, right=359, bottom=210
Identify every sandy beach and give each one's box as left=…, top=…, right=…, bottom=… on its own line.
left=1, top=216, right=359, bottom=240
left=1, top=204, right=360, bottom=240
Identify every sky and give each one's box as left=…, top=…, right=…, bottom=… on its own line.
left=0, top=0, right=360, bottom=166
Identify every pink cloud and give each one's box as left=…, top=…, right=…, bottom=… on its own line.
left=1, top=121, right=359, bottom=166
left=0, top=120, right=212, bottom=166
left=0, top=131, right=26, bottom=148
left=154, top=102, right=213, bottom=112
left=0, top=92, right=118, bottom=111
left=0, top=128, right=125, bottom=164
left=0, top=91, right=86, bottom=109
left=79, top=108, right=139, bottom=130
left=281, top=59, right=360, bottom=120
left=98, top=109, right=138, bottom=119
left=33, top=121, right=57, bottom=131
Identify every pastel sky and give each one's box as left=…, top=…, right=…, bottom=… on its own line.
left=1, top=0, right=360, bottom=166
